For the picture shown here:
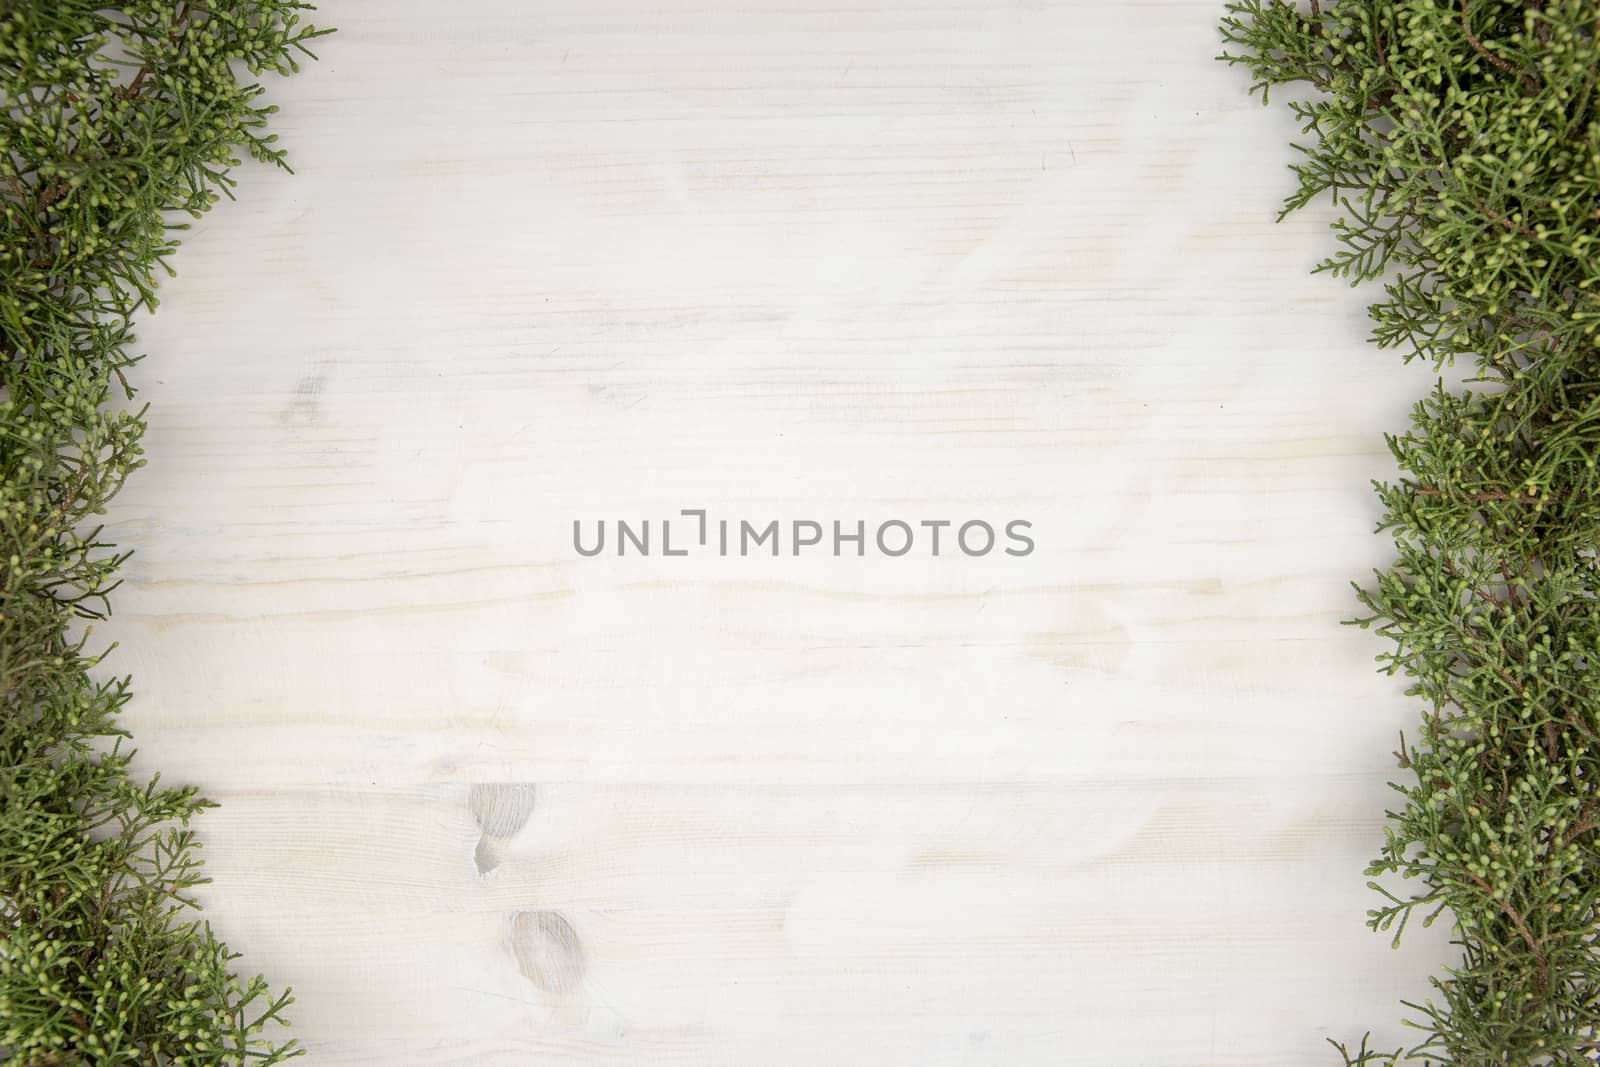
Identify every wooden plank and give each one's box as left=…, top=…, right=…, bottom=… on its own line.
left=101, top=0, right=1451, bottom=1061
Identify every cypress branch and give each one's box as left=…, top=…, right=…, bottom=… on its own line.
left=1220, top=0, right=1600, bottom=1062
left=0, top=3, right=328, bottom=1061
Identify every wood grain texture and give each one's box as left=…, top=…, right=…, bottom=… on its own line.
left=101, top=1, right=1453, bottom=1062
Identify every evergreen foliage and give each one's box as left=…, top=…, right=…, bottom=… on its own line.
left=1220, top=0, right=1600, bottom=1061
left=0, top=3, right=327, bottom=1061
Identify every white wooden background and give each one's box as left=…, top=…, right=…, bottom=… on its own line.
left=104, top=1, right=1454, bottom=1063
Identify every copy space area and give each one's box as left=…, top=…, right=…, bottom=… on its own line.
left=112, top=2, right=1446, bottom=1063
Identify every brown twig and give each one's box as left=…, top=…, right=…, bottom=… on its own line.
left=1465, top=871, right=1549, bottom=994
left=119, top=3, right=192, bottom=101
left=1460, top=0, right=1540, bottom=93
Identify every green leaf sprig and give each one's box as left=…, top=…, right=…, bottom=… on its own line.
left=1220, top=1, right=1600, bottom=1062
left=1, top=3, right=327, bottom=1062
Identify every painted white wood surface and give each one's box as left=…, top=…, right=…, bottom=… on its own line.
left=104, top=1, right=1454, bottom=1063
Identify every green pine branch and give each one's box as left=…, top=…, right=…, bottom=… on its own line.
left=0, top=3, right=328, bottom=1062
left=1220, top=0, right=1600, bottom=1063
